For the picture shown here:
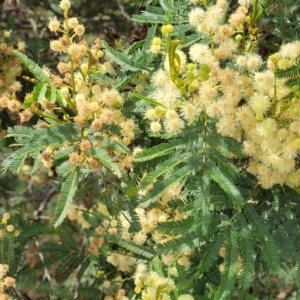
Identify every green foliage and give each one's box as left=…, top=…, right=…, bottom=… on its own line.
left=215, top=227, right=239, bottom=300
left=2, top=0, right=300, bottom=299
left=103, top=41, right=147, bottom=72
left=2, top=122, right=126, bottom=227
left=13, top=50, right=51, bottom=85
left=51, top=171, right=79, bottom=227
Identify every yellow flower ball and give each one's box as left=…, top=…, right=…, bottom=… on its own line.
left=3, top=212, right=10, bottom=220
left=6, top=225, right=14, bottom=232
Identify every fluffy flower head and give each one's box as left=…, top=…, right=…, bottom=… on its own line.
left=248, top=93, right=271, bottom=115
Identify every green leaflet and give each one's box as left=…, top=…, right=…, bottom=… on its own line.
left=46, top=85, right=57, bottom=104
left=0, top=229, right=14, bottom=266
left=159, top=0, right=173, bottom=11
left=57, top=161, right=75, bottom=177
left=6, top=125, right=35, bottom=144
left=51, top=171, right=79, bottom=228
left=115, top=73, right=136, bottom=90
left=90, top=135, right=129, bottom=154
left=245, top=205, right=280, bottom=274
left=18, top=224, right=66, bottom=240
left=23, top=82, right=47, bottom=108
left=94, top=73, right=114, bottom=85
left=152, top=255, right=165, bottom=277
left=57, top=89, right=68, bottom=106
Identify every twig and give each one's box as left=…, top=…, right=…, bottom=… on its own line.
left=116, top=0, right=131, bottom=21
left=33, top=186, right=56, bottom=220
left=35, top=238, right=52, bottom=282
left=277, top=282, right=297, bottom=300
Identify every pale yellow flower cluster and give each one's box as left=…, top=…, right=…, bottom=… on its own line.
left=147, top=43, right=218, bottom=131
left=0, top=264, right=15, bottom=299
left=0, top=30, right=26, bottom=130
left=16, top=0, right=135, bottom=172
left=100, top=278, right=129, bottom=300
left=134, top=268, right=194, bottom=299
left=134, top=271, right=175, bottom=300
left=118, top=182, right=186, bottom=244
left=0, top=212, right=19, bottom=239
left=145, top=0, right=300, bottom=189
left=106, top=253, right=135, bottom=273
left=67, top=204, right=91, bottom=229
left=187, top=5, right=300, bottom=189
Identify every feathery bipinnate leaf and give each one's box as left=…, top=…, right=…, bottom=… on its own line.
left=139, top=163, right=199, bottom=208
left=214, top=227, right=239, bottom=300
left=56, top=252, right=85, bottom=283
left=112, top=239, right=154, bottom=259
left=13, top=50, right=51, bottom=84
left=90, top=135, right=129, bottom=154
left=134, top=135, right=199, bottom=162
left=206, top=134, right=244, bottom=159
left=18, top=280, right=73, bottom=299
left=102, top=41, right=145, bottom=72
left=296, top=252, right=300, bottom=292
left=88, top=147, right=121, bottom=177
left=156, top=216, right=195, bottom=237
left=159, top=0, right=173, bottom=11
left=142, top=25, right=157, bottom=66
left=5, top=125, right=35, bottom=145
left=132, top=6, right=184, bottom=24
left=245, top=205, right=280, bottom=274
left=193, top=173, right=211, bottom=235
left=132, top=7, right=166, bottom=24
left=51, top=171, right=79, bottom=228
left=2, top=124, right=81, bottom=174
left=198, top=233, right=225, bottom=273
left=18, top=223, right=66, bottom=240
left=208, top=164, right=244, bottom=209
left=155, top=232, right=201, bottom=255
left=57, top=161, right=75, bottom=178
left=276, top=60, right=300, bottom=80
left=237, top=215, right=256, bottom=289
left=77, top=257, right=91, bottom=280
left=139, top=152, right=193, bottom=189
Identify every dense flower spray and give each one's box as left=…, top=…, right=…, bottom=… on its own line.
left=0, top=30, right=25, bottom=135
left=1, top=0, right=136, bottom=174
left=145, top=0, right=300, bottom=189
